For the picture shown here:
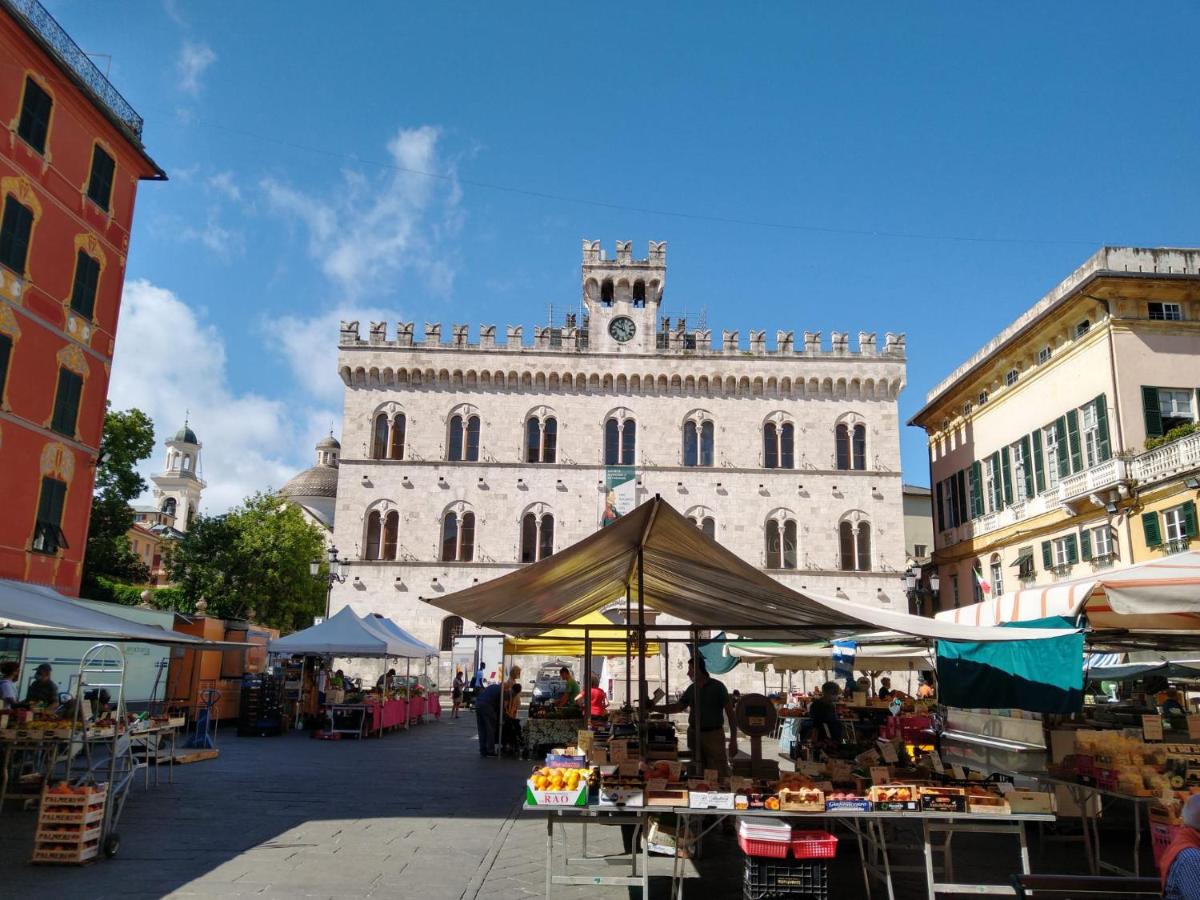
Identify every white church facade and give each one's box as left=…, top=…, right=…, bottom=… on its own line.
left=329, top=240, right=908, bottom=666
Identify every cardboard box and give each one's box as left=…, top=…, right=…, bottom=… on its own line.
left=868, top=785, right=919, bottom=812
left=1006, top=790, right=1055, bottom=815
left=919, top=786, right=967, bottom=813
left=647, top=819, right=693, bottom=858
left=778, top=787, right=825, bottom=812
left=645, top=783, right=689, bottom=807
left=597, top=785, right=645, bottom=808
left=525, top=783, right=588, bottom=807
left=688, top=790, right=736, bottom=810
left=825, top=797, right=871, bottom=812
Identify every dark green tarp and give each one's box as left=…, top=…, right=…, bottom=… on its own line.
left=697, top=632, right=739, bottom=675
left=937, top=616, right=1084, bottom=713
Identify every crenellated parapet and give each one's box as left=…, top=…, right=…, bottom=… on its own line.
left=338, top=320, right=906, bottom=358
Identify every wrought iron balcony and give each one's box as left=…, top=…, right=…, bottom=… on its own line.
left=3, top=0, right=144, bottom=140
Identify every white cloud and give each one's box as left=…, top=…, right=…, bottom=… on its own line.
left=179, top=209, right=240, bottom=258
left=273, top=306, right=397, bottom=404
left=177, top=41, right=216, bottom=95
left=260, top=125, right=462, bottom=299
left=109, top=280, right=324, bottom=515
left=207, top=171, right=242, bottom=204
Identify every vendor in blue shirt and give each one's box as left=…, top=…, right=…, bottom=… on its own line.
left=1162, top=793, right=1200, bottom=900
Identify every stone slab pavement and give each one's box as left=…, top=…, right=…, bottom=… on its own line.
left=0, top=712, right=1103, bottom=899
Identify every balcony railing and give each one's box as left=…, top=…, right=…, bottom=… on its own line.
left=1134, top=430, right=1200, bottom=484
left=3, top=0, right=144, bottom=140
left=1058, top=458, right=1128, bottom=504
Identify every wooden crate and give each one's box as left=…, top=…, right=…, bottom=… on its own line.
left=38, top=804, right=105, bottom=826
left=778, top=787, right=825, bottom=812
left=31, top=841, right=99, bottom=864
left=36, top=824, right=102, bottom=844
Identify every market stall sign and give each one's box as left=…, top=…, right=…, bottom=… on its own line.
left=1142, top=715, right=1164, bottom=742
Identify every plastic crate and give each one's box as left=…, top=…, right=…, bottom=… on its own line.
left=743, top=857, right=829, bottom=900
left=790, top=831, right=837, bottom=860
left=738, top=832, right=790, bottom=859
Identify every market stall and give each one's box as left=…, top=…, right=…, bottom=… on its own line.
left=268, top=608, right=434, bottom=738
left=427, top=496, right=1080, bottom=897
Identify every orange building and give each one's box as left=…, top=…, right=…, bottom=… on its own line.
left=0, top=1, right=165, bottom=594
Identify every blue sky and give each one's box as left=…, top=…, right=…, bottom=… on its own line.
left=51, top=1, right=1200, bottom=511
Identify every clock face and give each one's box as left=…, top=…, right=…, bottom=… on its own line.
left=609, top=316, right=636, bottom=343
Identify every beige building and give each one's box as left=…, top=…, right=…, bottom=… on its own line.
left=902, top=484, right=933, bottom=565
left=330, top=240, right=909, bottom=668
left=910, top=247, right=1200, bottom=612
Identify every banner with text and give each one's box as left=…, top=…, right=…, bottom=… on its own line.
left=601, top=466, right=637, bottom=526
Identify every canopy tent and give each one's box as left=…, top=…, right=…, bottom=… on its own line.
left=1085, top=659, right=1200, bottom=681
left=0, top=578, right=218, bottom=646
left=502, top=610, right=661, bottom=656
left=425, top=497, right=1077, bottom=644
left=269, top=606, right=428, bottom=658
left=725, top=641, right=935, bottom=671
left=362, top=613, right=438, bottom=657
left=935, top=552, right=1200, bottom=648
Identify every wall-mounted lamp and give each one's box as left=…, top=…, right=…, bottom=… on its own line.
left=1105, top=501, right=1118, bottom=514
left=1187, top=477, right=1200, bottom=490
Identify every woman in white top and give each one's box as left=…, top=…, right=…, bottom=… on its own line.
left=0, top=661, right=18, bottom=706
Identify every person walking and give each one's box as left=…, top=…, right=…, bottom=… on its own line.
left=501, top=665, right=523, bottom=754
left=650, top=656, right=737, bottom=778
left=451, top=668, right=465, bottom=718
left=474, top=681, right=501, bottom=758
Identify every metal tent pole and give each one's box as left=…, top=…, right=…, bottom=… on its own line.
left=690, top=628, right=699, bottom=778
left=584, top=628, right=592, bottom=732
left=405, top=657, right=411, bottom=730
left=624, top=586, right=632, bottom=708
left=637, top=546, right=647, bottom=748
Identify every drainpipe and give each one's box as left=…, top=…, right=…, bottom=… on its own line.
left=1099, top=297, right=1136, bottom=559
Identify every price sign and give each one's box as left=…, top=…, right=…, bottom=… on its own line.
left=877, top=740, right=900, bottom=764
left=829, top=760, right=854, bottom=782
left=1187, top=716, right=1200, bottom=740
left=798, top=761, right=826, bottom=776
left=855, top=748, right=882, bottom=767
left=930, top=752, right=945, bottom=775
left=1143, top=715, right=1164, bottom=742
left=609, top=739, right=628, bottom=762
left=950, top=764, right=967, bottom=781
left=870, top=766, right=891, bottom=785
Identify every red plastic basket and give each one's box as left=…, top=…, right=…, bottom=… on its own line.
left=791, top=830, right=838, bottom=859
left=737, top=833, right=790, bottom=859
left=1152, top=821, right=1181, bottom=872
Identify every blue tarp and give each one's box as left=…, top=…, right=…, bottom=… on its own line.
left=937, top=616, right=1085, bottom=714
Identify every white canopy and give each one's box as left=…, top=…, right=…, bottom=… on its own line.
left=0, top=578, right=212, bottom=646
left=360, top=613, right=437, bottom=657
left=725, top=641, right=935, bottom=671
left=269, top=606, right=429, bottom=658
left=935, top=551, right=1200, bottom=647
left=426, top=497, right=1076, bottom=643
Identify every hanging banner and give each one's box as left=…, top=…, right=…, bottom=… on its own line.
left=832, top=640, right=857, bottom=686
left=601, top=466, right=636, bottom=526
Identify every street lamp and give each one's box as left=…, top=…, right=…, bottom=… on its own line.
left=311, top=544, right=349, bottom=621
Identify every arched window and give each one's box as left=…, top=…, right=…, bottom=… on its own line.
left=765, top=518, right=798, bottom=569
left=835, top=424, right=851, bottom=470
left=382, top=511, right=399, bottom=561
left=389, top=414, right=406, bottom=460
left=447, top=412, right=481, bottom=462
left=162, top=497, right=177, bottom=517
left=526, top=415, right=557, bottom=463
left=838, top=518, right=872, bottom=571
left=687, top=509, right=717, bottom=540
left=600, top=279, right=614, bottom=306
left=182, top=455, right=191, bottom=471
left=520, top=511, right=555, bottom=562
left=372, top=413, right=389, bottom=459
left=440, top=616, right=463, bottom=652
left=366, top=510, right=382, bottom=560
left=763, top=420, right=795, bottom=469
left=989, top=553, right=1004, bottom=598
left=682, top=415, right=714, bottom=467
left=441, top=510, right=476, bottom=562
left=632, top=280, right=646, bottom=307
left=604, top=415, right=635, bottom=465
left=852, top=424, right=867, bottom=470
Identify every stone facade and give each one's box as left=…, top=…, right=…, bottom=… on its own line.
left=329, top=241, right=909, bottom=662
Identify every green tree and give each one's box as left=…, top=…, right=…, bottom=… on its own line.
left=82, top=405, right=155, bottom=591
left=168, top=492, right=326, bottom=631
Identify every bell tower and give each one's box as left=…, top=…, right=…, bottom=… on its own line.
left=582, top=240, right=666, bottom=354
left=150, top=419, right=206, bottom=531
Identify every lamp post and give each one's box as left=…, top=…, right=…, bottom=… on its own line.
left=904, top=566, right=919, bottom=616
left=904, top=566, right=940, bottom=617
left=310, top=544, right=349, bottom=622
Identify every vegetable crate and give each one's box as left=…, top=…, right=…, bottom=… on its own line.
left=33, top=784, right=108, bottom=865
left=743, top=857, right=829, bottom=900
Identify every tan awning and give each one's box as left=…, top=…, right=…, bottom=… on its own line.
left=425, top=497, right=1076, bottom=643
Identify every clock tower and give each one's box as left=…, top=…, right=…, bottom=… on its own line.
left=582, top=240, right=665, bottom=354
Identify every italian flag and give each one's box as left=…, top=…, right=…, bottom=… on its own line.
left=973, top=567, right=992, bottom=597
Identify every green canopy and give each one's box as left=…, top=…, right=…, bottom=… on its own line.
left=937, top=617, right=1084, bottom=714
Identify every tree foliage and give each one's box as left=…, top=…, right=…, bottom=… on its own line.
left=82, top=405, right=155, bottom=591
left=168, top=492, right=327, bottom=631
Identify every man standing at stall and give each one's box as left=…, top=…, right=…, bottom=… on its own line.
left=650, top=656, right=737, bottom=777
left=474, top=680, right=501, bottom=758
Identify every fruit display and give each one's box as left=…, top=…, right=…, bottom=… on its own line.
left=869, top=784, right=919, bottom=811
left=919, top=785, right=967, bottom=813
left=525, top=760, right=597, bottom=807
left=825, top=791, right=870, bottom=811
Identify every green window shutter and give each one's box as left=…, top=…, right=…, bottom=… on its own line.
left=50, top=369, right=82, bottom=436
left=1066, top=409, right=1083, bottom=473
left=993, top=453, right=1003, bottom=511
left=1000, top=446, right=1013, bottom=505
left=1142, top=511, right=1162, bottom=547
left=0, top=333, right=11, bottom=399
left=1020, top=435, right=1035, bottom=498
left=1184, top=501, right=1199, bottom=539
left=955, top=470, right=968, bottom=526
left=1080, top=528, right=1092, bottom=561
left=935, top=481, right=945, bottom=532
left=1142, top=386, right=1163, bottom=438
left=1041, top=540, right=1053, bottom=568
left=947, top=477, right=959, bottom=528
left=1055, top=417, right=1069, bottom=476
left=969, top=461, right=983, bottom=518
left=1094, top=395, right=1111, bottom=461
left=1031, top=430, right=1046, bottom=493
left=1064, top=533, right=1079, bottom=565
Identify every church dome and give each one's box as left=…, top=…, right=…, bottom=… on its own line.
left=316, top=433, right=341, bottom=450
left=173, top=424, right=198, bottom=444
left=279, top=465, right=338, bottom=499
